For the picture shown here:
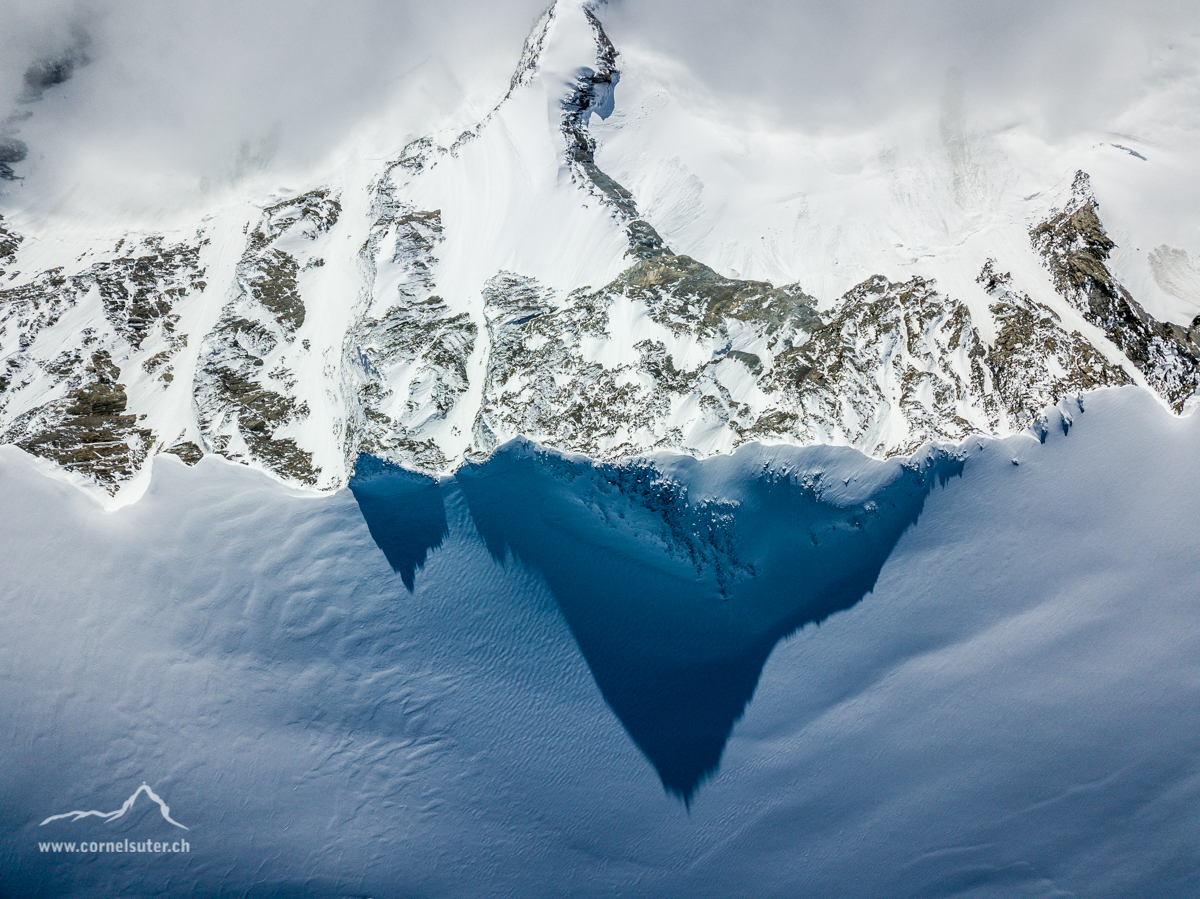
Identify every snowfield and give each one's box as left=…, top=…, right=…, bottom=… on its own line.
left=2, top=387, right=1199, bottom=897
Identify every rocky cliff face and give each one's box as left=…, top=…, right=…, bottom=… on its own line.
left=1030, top=172, right=1200, bottom=411
left=193, top=189, right=343, bottom=485
left=0, top=234, right=205, bottom=485
left=0, top=1, right=1195, bottom=494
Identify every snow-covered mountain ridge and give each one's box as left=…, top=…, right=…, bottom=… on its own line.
left=1, top=0, right=1197, bottom=496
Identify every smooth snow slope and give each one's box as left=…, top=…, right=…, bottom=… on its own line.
left=1, top=387, right=1198, bottom=897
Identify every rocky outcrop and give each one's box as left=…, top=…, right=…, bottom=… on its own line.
left=559, top=6, right=668, bottom=260
left=9, top=349, right=152, bottom=485
left=1032, top=172, right=1200, bottom=410
left=348, top=154, right=478, bottom=472
left=0, top=214, right=21, bottom=274
left=0, top=233, right=207, bottom=490
left=978, top=259, right=1131, bottom=424
left=3, top=3, right=1198, bottom=493
left=90, top=235, right=206, bottom=352
left=193, top=313, right=316, bottom=483
left=192, top=190, right=341, bottom=486
left=472, top=254, right=1136, bottom=465
left=238, top=190, right=340, bottom=331
left=0, top=139, right=26, bottom=182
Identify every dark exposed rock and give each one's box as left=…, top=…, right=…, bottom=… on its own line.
left=10, top=350, right=151, bottom=489
left=0, top=138, right=27, bottom=164
left=10, top=12, right=1200, bottom=495
left=0, top=214, right=23, bottom=273
left=619, top=253, right=819, bottom=335
left=558, top=7, right=669, bottom=261
left=761, top=275, right=999, bottom=454
left=252, top=188, right=342, bottom=249
left=245, top=250, right=303, bottom=330
left=0, top=269, right=82, bottom=363
left=474, top=266, right=992, bottom=462
left=978, top=261, right=1132, bottom=423
left=507, top=4, right=555, bottom=96
left=188, top=188, right=342, bottom=485
left=1032, top=172, right=1200, bottom=410
left=0, top=234, right=206, bottom=488
left=471, top=252, right=1149, bottom=468
left=351, top=181, right=478, bottom=472
left=89, top=236, right=206, bottom=349
left=355, top=289, right=476, bottom=467
left=194, top=314, right=319, bottom=485
left=20, top=33, right=91, bottom=104
left=165, top=440, right=204, bottom=465
left=238, top=188, right=342, bottom=334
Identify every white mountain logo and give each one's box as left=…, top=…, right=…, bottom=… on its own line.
left=40, top=783, right=190, bottom=831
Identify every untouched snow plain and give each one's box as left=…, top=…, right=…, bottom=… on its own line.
left=2, top=387, right=1200, bottom=898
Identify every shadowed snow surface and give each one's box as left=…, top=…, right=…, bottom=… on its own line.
left=0, top=388, right=1198, bottom=897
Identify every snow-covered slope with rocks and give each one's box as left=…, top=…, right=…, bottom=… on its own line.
left=1, top=0, right=1198, bottom=499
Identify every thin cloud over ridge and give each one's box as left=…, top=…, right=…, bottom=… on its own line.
left=0, top=0, right=547, bottom=215
left=1, top=0, right=1198, bottom=218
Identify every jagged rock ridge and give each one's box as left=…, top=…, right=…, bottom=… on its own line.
left=1030, top=172, right=1200, bottom=410
left=0, top=1, right=1196, bottom=493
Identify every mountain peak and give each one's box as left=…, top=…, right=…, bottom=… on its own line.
left=0, top=5, right=1197, bottom=500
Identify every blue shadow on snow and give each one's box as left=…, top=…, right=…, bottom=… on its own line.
left=353, top=442, right=962, bottom=803
left=348, top=456, right=447, bottom=591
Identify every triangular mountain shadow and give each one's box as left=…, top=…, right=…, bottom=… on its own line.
left=350, top=456, right=448, bottom=591
left=454, top=441, right=964, bottom=803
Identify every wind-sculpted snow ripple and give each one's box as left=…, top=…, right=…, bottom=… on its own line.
left=5, top=390, right=1200, bottom=897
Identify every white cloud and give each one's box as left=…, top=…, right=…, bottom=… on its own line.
left=600, top=0, right=1200, bottom=137
left=0, top=0, right=547, bottom=215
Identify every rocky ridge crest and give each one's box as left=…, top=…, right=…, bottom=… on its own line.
left=0, top=2, right=1195, bottom=493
